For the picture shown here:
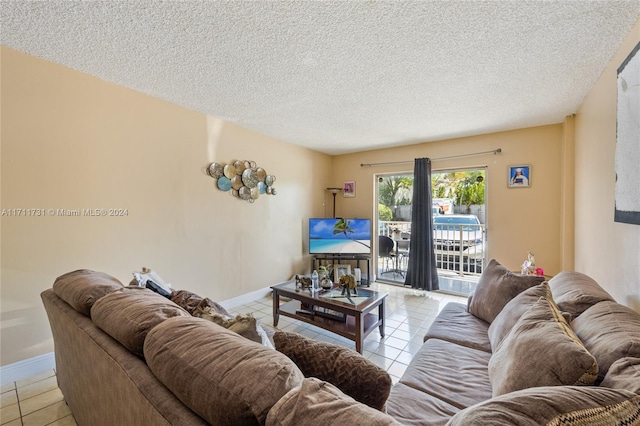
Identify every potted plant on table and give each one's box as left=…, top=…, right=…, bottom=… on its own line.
left=318, top=265, right=333, bottom=289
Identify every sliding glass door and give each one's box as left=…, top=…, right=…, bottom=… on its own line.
left=375, top=167, right=487, bottom=294
left=376, top=173, right=413, bottom=284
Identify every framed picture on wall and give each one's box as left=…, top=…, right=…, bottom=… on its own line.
left=343, top=181, right=356, bottom=197
left=615, top=41, right=640, bottom=225
left=508, top=165, right=531, bottom=188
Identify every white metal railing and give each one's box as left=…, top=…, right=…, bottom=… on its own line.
left=378, top=220, right=485, bottom=278
left=433, top=223, right=485, bottom=276
left=379, top=221, right=411, bottom=237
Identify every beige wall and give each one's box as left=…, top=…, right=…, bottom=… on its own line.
left=0, top=47, right=331, bottom=365
left=332, top=124, right=567, bottom=276
left=574, top=19, right=640, bottom=311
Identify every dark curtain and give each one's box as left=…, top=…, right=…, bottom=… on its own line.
left=404, top=158, right=439, bottom=291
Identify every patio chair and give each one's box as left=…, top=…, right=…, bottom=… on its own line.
left=378, top=235, right=396, bottom=274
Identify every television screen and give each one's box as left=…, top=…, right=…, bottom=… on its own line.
left=309, top=218, right=371, bottom=255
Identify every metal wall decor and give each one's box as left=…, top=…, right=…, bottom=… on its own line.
left=206, top=160, right=277, bottom=203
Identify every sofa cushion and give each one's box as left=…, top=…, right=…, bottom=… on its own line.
left=468, top=259, right=544, bottom=323
left=571, top=301, right=640, bottom=382
left=399, top=338, right=492, bottom=409
left=446, top=386, right=640, bottom=426
left=601, top=357, right=640, bottom=394
left=487, top=282, right=551, bottom=351
left=424, top=302, right=491, bottom=352
left=488, top=296, right=598, bottom=396
left=91, top=287, right=190, bottom=357
left=272, top=331, right=391, bottom=411
left=53, top=269, right=124, bottom=317
left=387, top=382, right=461, bottom=426
left=266, top=378, right=402, bottom=426
left=144, top=317, right=304, bottom=425
left=548, top=270, right=614, bottom=319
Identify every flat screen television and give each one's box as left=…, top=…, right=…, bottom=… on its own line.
left=309, top=218, right=371, bottom=255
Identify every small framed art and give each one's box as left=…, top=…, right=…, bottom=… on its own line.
left=343, top=181, right=355, bottom=197
left=508, top=165, right=531, bottom=188
left=334, top=264, right=351, bottom=282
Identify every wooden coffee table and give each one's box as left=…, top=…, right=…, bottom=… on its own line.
left=271, top=281, right=387, bottom=353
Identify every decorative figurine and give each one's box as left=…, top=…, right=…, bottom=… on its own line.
left=295, top=274, right=312, bottom=289
left=339, top=273, right=358, bottom=297
left=521, top=252, right=538, bottom=275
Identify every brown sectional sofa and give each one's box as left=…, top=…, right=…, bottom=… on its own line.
left=42, top=263, right=640, bottom=425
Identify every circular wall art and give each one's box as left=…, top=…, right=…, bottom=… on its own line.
left=223, top=164, right=236, bottom=178
left=207, top=162, right=224, bottom=178
left=217, top=176, right=232, bottom=191
left=241, top=168, right=259, bottom=188
left=207, top=160, right=277, bottom=203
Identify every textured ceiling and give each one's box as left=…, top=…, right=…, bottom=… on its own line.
left=2, top=1, right=639, bottom=155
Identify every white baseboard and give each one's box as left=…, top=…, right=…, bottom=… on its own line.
left=1, top=352, right=55, bottom=386
left=219, top=285, right=274, bottom=310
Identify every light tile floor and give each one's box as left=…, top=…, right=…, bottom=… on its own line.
left=1, top=282, right=466, bottom=425
left=1, top=370, right=75, bottom=426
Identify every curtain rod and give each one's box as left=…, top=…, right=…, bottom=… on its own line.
left=360, top=148, right=502, bottom=167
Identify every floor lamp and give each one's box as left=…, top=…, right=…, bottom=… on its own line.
left=326, top=187, right=342, bottom=218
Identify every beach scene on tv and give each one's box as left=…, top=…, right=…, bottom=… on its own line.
left=309, top=218, right=371, bottom=254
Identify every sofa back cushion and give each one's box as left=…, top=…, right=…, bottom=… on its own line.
left=468, top=259, right=544, bottom=323
left=91, top=287, right=190, bottom=357
left=548, top=271, right=614, bottom=319
left=266, top=378, right=403, bottom=426
left=144, top=317, right=304, bottom=425
left=53, top=269, right=124, bottom=317
left=571, top=300, right=640, bottom=383
left=488, top=296, right=597, bottom=396
left=601, top=357, right=640, bottom=394
left=488, top=282, right=551, bottom=351
left=446, top=386, right=640, bottom=426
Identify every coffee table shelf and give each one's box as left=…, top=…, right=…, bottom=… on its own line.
left=278, top=300, right=382, bottom=343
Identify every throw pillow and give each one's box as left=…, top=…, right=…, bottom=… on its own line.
left=447, top=385, right=640, bottom=426
left=197, top=307, right=274, bottom=348
left=272, top=331, right=392, bottom=411
left=52, top=269, right=124, bottom=317
left=171, top=289, right=231, bottom=317
left=488, top=296, right=598, bottom=397
left=266, top=378, right=403, bottom=426
left=468, top=259, right=545, bottom=323
left=487, top=282, right=551, bottom=351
